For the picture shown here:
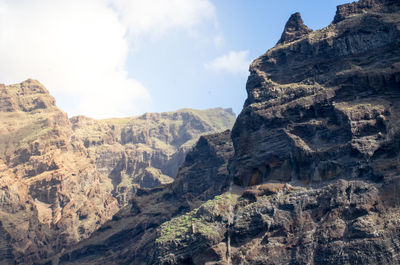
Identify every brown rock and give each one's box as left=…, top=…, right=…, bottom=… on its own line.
left=0, top=79, right=235, bottom=263
left=46, top=130, right=234, bottom=265
left=0, top=80, right=119, bottom=263
left=278, top=12, right=312, bottom=44
left=70, top=108, right=235, bottom=204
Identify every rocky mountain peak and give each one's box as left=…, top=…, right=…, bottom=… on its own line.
left=232, top=0, right=400, bottom=187
left=278, top=12, right=312, bottom=44
left=334, top=0, right=400, bottom=23
left=0, top=79, right=56, bottom=112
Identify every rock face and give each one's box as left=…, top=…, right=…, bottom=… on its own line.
left=0, top=80, right=235, bottom=264
left=50, top=130, right=234, bottom=265
left=230, top=0, right=400, bottom=187
left=0, top=79, right=118, bottom=263
left=153, top=0, right=400, bottom=264
left=155, top=180, right=400, bottom=265
left=278, top=12, right=312, bottom=44
left=70, top=108, right=235, bottom=204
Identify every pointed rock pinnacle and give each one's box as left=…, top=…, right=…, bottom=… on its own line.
left=278, top=12, right=312, bottom=44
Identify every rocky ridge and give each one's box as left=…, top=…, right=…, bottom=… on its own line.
left=231, top=0, right=400, bottom=187
left=0, top=79, right=118, bottom=264
left=0, top=80, right=235, bottom=264
left=50, top=130, right=234, bottom=265
left=70, top=108, right=235, bottom=204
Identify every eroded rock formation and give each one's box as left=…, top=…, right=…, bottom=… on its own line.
left=49, top=130, right=234, bottom=265
left=230, top=0, right=400, bottom=187
left=71, top=108, right=235, bottom=204
left=0, top=79, right=118, bottom=263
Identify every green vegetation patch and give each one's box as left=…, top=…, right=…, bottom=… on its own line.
left=156, top=193, right=237, bottom=244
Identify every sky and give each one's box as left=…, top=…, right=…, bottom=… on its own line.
left=0, top=0, right=350, bottom=118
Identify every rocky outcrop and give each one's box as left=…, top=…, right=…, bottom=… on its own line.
left=230, top=0, right=400, bottom=187
left=70, top=108, right=235, bottom=204
left=172, top=130, right=233, bottom=200
left=154, top=179, right=400, bottom=264
left=278, top=12, right=312, bottom=44
left=0, top=79, right=234, bottom=264
left=333, top=0, right=400, bottom=23
left=48, top=130, right=234, bottom=265
left=0, top=79, right=118, bottom=263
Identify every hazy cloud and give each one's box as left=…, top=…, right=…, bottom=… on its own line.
left=111, top=0, right=216, bottom=41
left=0, top=0, right=216, bottom=118
left=205, top=50, right=251, bottom=75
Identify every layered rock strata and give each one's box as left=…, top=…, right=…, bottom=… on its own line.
left=71, top=108, right=235, bottom=204
left=48, top=130, right=233, bottom=265
left=0, top=79, right=118, bottom=263
left=230, top=0, right=400, bottom=187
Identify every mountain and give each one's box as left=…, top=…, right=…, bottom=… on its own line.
left=52, top=0, right=400, bottom=264
left=70, top=108, right=235, bottom=204
left=49, top=130, right=233, bottom=264
left=0, top=80, right=235, bottom=264
left=158, top=0, right=400, bottom=263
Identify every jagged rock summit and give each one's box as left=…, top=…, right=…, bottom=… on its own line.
left=231, top=0, right=400, bottom=187
left=333, top=0, right=400, bottom=23
left=278, top=12, right=312, bottom=44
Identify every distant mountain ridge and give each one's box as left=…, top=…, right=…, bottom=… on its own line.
left=70, top=107, right=235, bottom=204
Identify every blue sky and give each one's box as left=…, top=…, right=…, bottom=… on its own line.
left=0, top=0, right=350, bottom=118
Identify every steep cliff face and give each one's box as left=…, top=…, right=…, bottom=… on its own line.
left=70, top=108, right=235, bottom=204
left=50, top=130, right=233, bottom=265
left=155, top=180, right=400, bottom=264
left=151, top=0, right=400, bottom=264
left=0, top=80, right=234, bottom=264
left=230, top=0, right=400, bottom=187
left=0, top=79, right=118, bottom=263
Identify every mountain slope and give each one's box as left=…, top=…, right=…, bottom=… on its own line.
left=71, top=108, right=235, bottom=204
left=0, top=79, right=118, bottom=263
left=50, top=130, right=234, bottom=264
left=0, top=80, right=235, bottom=264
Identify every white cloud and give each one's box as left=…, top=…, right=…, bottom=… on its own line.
left=0, top=0, right=216, bottom=118
left=205, top=50, right=251, bottom=75
left=111, top=0, right=216, bottom=41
